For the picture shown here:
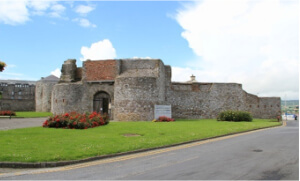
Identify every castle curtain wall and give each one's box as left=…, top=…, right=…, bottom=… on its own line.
left=245, top=93, right=281, bottom=119
left=166, top=82, right=281, bottom=119
left=166, top=83, right=247, bottom=119
left=48, top=58, right=281, bottom=120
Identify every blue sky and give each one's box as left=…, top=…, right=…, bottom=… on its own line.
left=0, top=1, right=194, bottom=78
left=0, top=0, right=298, bottom=100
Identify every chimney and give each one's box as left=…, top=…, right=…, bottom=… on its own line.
left=190, top=74, right=196, bottom=82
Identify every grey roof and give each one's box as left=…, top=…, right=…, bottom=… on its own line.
left=39, top=75, right=59, bottom=82
left=0, top=79, right=36, bottom=85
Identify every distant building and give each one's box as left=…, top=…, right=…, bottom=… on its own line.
left=0, top=79, right=36, bottom=111
left=0, top=75, right=59, bottom=112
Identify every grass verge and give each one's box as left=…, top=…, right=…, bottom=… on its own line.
left=0, top=119, right=281, bottom=163
left=14, top=112, right=52, bottom=118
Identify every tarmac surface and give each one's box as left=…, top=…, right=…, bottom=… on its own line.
left=0, top=117, right=45, bottom=130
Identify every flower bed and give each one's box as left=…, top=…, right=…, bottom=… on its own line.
left=152, top=116, right=175, bottom=122
left=0, top=110, right=16, bottom=116
left=43, top=112, right=109, bottom=129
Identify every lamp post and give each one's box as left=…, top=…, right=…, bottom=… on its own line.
left=285, top=95, right=287, bottom=121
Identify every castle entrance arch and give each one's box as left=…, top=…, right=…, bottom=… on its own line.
left=93, top=91, right=110, bottom=115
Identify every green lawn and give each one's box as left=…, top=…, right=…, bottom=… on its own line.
left=0, top=119, right=281, bottom=163
left=15, top=112, right=52, bottom=118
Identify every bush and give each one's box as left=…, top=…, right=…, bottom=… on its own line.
left=153, top=116, right=175, bottom=122
left=0, top=110, right=16, bottom=116
left=43, top=112, right=109, bottom=129
left=217, top=110, right=253, bottom=122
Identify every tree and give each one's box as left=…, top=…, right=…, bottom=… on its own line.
left=0, top=61, right=6, bottom=72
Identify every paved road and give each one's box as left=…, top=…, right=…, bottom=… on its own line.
left=0, top=118, right=45, bottom=130
left=0, top=120, right=298, bottom=180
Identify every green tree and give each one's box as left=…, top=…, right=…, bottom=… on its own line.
left=0, top=60, right=6, bottom=72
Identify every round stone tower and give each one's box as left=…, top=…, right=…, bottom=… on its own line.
left=35, top=75, right=59, bottom=112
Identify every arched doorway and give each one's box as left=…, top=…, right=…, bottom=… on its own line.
left=93, top=91, right=110, bottom=115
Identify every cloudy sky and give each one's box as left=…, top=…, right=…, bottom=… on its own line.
left=0, top=0, right=298, bottom=100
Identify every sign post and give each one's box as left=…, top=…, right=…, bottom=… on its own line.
left=154, top=105, right=172, bottom=119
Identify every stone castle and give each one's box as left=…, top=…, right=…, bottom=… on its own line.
left=35, top=58, right=281, bottom=121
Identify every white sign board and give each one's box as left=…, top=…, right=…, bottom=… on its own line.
left=154, top=105, right=172, bottom=119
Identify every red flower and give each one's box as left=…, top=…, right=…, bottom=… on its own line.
left=42, top=120, right=48, bottom=127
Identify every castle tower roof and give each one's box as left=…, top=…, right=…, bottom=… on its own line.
left=39, top=75, right=59, bottom=82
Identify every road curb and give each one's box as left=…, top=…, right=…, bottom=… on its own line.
left=0, top=121, right=285, bottom=168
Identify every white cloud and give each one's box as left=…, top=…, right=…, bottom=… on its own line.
left=28, top=0, right=53, bottom=11
left=132, top=56, right=152, bottom=59
left=75, top=5, right=95, bottom=15
left=80, top=39, right=117, bottom=61
left=51, top=68, right=61, bottom=78
left=0, top=0, right=29, bottom=25
left=49, top=3, right=66, bottom=18
left=73, top=18, right=96, bottom=28
left=0, top=0, right=66, bottom=25
left=175, top=0, right=299, bottom=100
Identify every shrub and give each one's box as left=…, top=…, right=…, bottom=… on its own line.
left=217, top=110, right=253, bottom=122
left=43, top=112, right=109, bottom=129
left=0, top=110, right=16, bottom=116
left=153, top=116, right=175, bottom=122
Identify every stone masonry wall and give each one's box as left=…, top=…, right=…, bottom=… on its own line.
left=51, top=82, right=114, bottom=116
left=51, top=83, right=85, bottom=114
left=50, top=58, right=281, bottom=120
left=245, top=93, right=281, bottom=118
left=167, top=83, right=246, bottom=119
left=0, top=99, right=35, bottom=111
left=167, top=82, right=281, bottom=119
left=35, top=81, right=57, bottom=112
left=114, top=59, right=166, bottom=121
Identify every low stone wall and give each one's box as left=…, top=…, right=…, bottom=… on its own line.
left=0, top=99, right=35, bottom=111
